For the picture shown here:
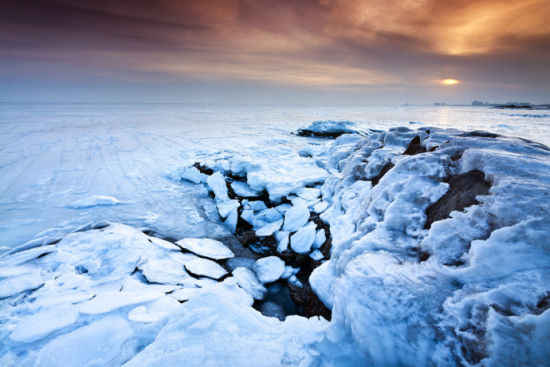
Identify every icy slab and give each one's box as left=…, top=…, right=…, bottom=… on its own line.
left=206, top=171, right=229, bottom=202
left=176, top=238, right=234, bottom=260
left=217, top=200, right=240, bottom=219
left=255, top=219, right=283, bottom=237
left=282, top=204, right=311, bottom=232
left=312, top=201, right=328, bottom=214
left=34, top=316, right=132, bottom=367
left=231, top=181, right=258, bottom=197
left=184, top=258, right=227, bottom=280
left=232, top=267, right=267, bottom=300
left=224, top=208, right=238, bottom=232
left=290, top=222, right=317, bottom=254
left=139, top=255, right=191, bottom=285
left=147, top=236, right=182, bottom=251
left=253, top=256, right=285, bottom=284
left=10, top=305, right=80, bottom=343
left=249, top=200, right=268, bottom=212
left=66, top=195, right=122, bottom=209
left=179, top=166, right=204, bottom=184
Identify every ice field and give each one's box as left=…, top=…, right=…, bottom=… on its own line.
left=1, top=103, right=549, bottom=366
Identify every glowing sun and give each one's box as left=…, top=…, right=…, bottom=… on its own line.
left=440, top=78, right=460, bottom=85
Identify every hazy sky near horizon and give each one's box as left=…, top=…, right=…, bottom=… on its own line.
left=1, top=0, right=549, bottom=104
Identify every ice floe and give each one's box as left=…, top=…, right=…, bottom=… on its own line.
left=184, top=258, right=228, bottom=280
left=176, top=238, right=234, bottom=260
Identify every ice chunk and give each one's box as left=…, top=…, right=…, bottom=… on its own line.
left=184, top=258, right=227, bottom=280
left=206, top=172, right=229, bottom=202
left=224, top=208, right=238, bottom=232
left=290, top=222, right=316, bottom=254
left=231, top=181, right=258, bottom=197
left=313, top=229, right=326, bottom=249
left=232, top=267, right=266, bottom=300
left=275, top=231, right=289, bottom=252
left=139, top=256, right=191, bottom=285
left=312, top=201, right=328, bottom=214
left=282, top=204, right=310, bottom=232
left=10, top=305, right=80, bottom=343
left=169, top=287, right=202, bottom=302
left=253, top=256, right=285, bottom=283
left=217, top=200, right=240, bottom=219
left=180, top=166, right=203, bottom=184
left=34, top=316, right=132, bottom=367
left=176, top=238, right=234, bottom=260
left=255, top=219, right=283, bottom=237
left=249, top=201, right=268, bottom=212
left=309, top=250, right=324, bottom=261
left=297, top=187, right=321, bottom=201
left=240, top=209, right=254, bottom=224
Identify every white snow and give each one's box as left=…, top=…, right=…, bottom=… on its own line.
left=290, top=222, right=317, bottom=254
left=176, top=238, right=234, bottom=260
left=9, top=305, right=80, bottom=343
left=184, top=258, right=228, bottom=280
left=282, top=204, right=311, bottom=232
left=253, top=256, right=286, bottom=284
left=232, top=267, right=267, bottom=300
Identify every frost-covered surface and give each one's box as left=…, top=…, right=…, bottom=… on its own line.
left=310, top=127, right=550, bottom=366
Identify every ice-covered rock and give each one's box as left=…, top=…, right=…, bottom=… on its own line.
left=296, top=120, right=357, bottom=138
left=176, top=238, right=234, bottom=260
left=309, top=250, right=324, bottom=261
left=253, top=256, right=285, bottom=284
left=290, top=222, right=317, bottom=254
left=282, top=204, right=310, bottom=232
left=232, top=267, right=267, bottom=300
left=184, top=258, right=227, bottom=280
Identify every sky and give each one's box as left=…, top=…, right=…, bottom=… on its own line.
left=1, top=0, right=549, bottom=105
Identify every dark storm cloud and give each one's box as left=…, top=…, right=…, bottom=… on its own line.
left=1, top=0, right=549, bottom=102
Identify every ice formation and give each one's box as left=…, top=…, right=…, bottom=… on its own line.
left=1, top=121, right=549, bottom=366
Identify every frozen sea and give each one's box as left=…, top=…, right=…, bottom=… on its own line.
left=1, top=102, right=549, bottom=252
left=1, top=103, right=549, bottom=366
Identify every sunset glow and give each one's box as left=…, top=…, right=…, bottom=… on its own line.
left=441, top=79, right=461, bottom=86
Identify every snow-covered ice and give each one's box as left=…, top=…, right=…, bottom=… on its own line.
left=176, top=238, right=234, bottom=260
left=184, top=258, right=228, bottom=280
left=1, top=104, right=550, bottom=367
left=253, top=256, right=286, bottom=284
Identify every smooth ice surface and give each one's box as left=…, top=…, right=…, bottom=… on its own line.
left=9, top=306, right=79, bottom=343
left=176, top=238, right=234, bottom=260
left=253, top=256, right=286, bottom=284
left=184, top=258, right=227, bottom=280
